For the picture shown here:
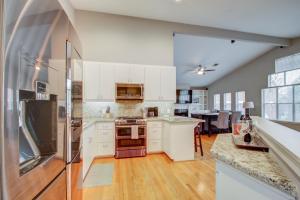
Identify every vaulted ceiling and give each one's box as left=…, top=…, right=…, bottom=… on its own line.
left=70, top=0, right=300, bottom=38
left=174, top=34, right=274, bottom=87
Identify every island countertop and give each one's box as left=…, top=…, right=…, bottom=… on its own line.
left=211, top=134, right=297, bottom=198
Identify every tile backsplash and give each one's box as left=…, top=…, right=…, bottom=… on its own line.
left=83, top=102, right=175, bottom=118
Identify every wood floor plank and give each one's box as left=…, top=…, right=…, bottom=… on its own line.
left=75, top=134, right=217, bottom=200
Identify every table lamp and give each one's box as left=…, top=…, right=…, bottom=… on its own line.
left=243, top=101, right=254, bottom=120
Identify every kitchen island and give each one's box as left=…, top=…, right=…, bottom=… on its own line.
left=211, top=117, right=299, bottom=200
left=146, top=116, right=204, bottom=161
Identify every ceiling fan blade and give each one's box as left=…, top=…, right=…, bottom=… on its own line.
left=204, top=69, right=216, bottom=72
left=183, top=69, right=197, bottom=74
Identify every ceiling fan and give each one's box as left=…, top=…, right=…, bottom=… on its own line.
left=184, top=63, right=219, bottom=75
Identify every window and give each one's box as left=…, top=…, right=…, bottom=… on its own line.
left=213, top=94, right=220, bottom=110
left=262, top=88, right=277, bottom=120
left=235, top=91, right=245, bottom=114
left=286, top=69, right=300, bottom=85
left=262, top=52, right=300, bottom=122
left=275, top=52, right=300, bottom=73
left=223, top=93, right=231, bottom=111
left=268, top=72, right=285, bottom=87
left=277, top=86, right=293, bottom=121
left=295, top=85, right=300, bottom=122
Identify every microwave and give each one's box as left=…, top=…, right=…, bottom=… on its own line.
left=115, top=83, right=144, bottom=102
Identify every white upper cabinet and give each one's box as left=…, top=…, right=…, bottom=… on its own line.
left=145, top=66, right=176, bottom=102
left=115, top=64, right=130, bottom=83
left=84, top=61, right=101, bottom=100
left=145, top=66, right=161, bottom=101
left=83, top=61, right=175, bottom=102
left=160, top=67, right=176, bottom=101
left=129, top=65, right=145, bottom=84
left=100, top=63, right=115, bottom=100
left=115, top=64, right=145, bottom=84
left=83, top=61, right=115, bottom=101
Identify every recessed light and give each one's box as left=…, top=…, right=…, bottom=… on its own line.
left=174, top=0, right=182, bottom=3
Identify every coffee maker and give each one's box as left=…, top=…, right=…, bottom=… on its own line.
left=147, top=107, right=158, bottom=117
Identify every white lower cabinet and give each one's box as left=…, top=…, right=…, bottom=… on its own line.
left=97, top=142, right=114, bottom=156
left=83, top=122, right=115, bottom=177
left=94, top=122, right=115, bottom=157
left=147, top=122, right=163, bottom=153
left=83, top=124, right=95, bottom=177
left=162, top=122, right=171, bottom=157
left=216, top=161, right=295, bottom=200
left=148, top=140, right=162, bottom=152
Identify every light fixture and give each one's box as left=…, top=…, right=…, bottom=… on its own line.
left=197, top=70, right=204, bottom=75
left=174, top=0, right=182, bottom=3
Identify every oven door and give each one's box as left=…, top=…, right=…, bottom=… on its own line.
left=117, top=138, right=146, bottom=149
left=115, top=125, right=146, bottom=138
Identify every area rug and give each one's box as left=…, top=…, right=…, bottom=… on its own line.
left=82, top=163, right=114, bottom=188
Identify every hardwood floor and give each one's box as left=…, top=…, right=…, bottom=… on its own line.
left=77, top=134, right=217, bottom=200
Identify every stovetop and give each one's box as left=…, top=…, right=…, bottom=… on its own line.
left=115, top=116, right=146, bottom=125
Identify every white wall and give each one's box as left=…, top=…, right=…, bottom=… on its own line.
left=208, top=38, right=300, bottom=116
left=75, top=11, right=174, bottom=65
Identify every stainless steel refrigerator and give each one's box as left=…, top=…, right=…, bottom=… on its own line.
left=0, top=0, right=82, bottom=199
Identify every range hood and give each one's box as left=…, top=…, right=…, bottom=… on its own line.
left=115, top=83, right=144, bottom=102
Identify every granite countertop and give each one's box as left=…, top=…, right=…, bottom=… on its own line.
left=83, top=117, right=116, bottom=129
left=146, top=116, right=202, bottom=124
left=211, top=134, right=297, bottom=198
left=83, top=116, right=202, bottom=129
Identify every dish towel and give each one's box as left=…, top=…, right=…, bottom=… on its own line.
left=131, top=125, right=139, bottom=139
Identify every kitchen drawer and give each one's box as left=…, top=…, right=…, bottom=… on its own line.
left=147, top=121, right=162, bottom=129
left=95, top=122, right=114, bottom=130
left=97, top=142, right=114, bottom=156
left=148, top=127, right=162, bottom=140
left=94, top=130, right=114, bottom=143
left=148, top=140, right=162, bottom=153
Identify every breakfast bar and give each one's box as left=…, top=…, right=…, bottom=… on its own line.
left=211, top=117, right=299, bottom=200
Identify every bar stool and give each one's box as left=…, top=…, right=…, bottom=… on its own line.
left=194, top=123, right=204, bottom=156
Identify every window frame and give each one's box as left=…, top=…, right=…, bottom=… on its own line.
left=262, top=88, right=278, bottom=120
left=213, top=94, right=220, bottom=111
left=235, top=91, right=245, bottom=114
left=223, top=92, right=232, bottom=111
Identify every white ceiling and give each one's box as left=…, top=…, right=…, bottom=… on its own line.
left=174, top=34, right=274, bottom=88
left=70, top=0, right=300, bottom=38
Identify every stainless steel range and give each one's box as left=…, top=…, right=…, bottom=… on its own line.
left=115, top=117, right=147, bottom=158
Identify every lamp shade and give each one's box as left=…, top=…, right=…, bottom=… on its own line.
left=243, top=101, right=254, bottom=109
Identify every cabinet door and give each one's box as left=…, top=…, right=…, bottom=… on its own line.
left=148, top=140, right=162, bottom=153
left=115, top=64, right=130, bottom=83
left=162, top=122, right=171, bottom=157
left=100, top=64, right=115, bottom=100
left=145, top=66, right=161, bottom=101
left=83, top=61, right=101, bottom=100
left=160, top=67, right=176, bottom=102
left=130, top=65, right=145, bottom=84
left=83, top=125, right=94, bottom=176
